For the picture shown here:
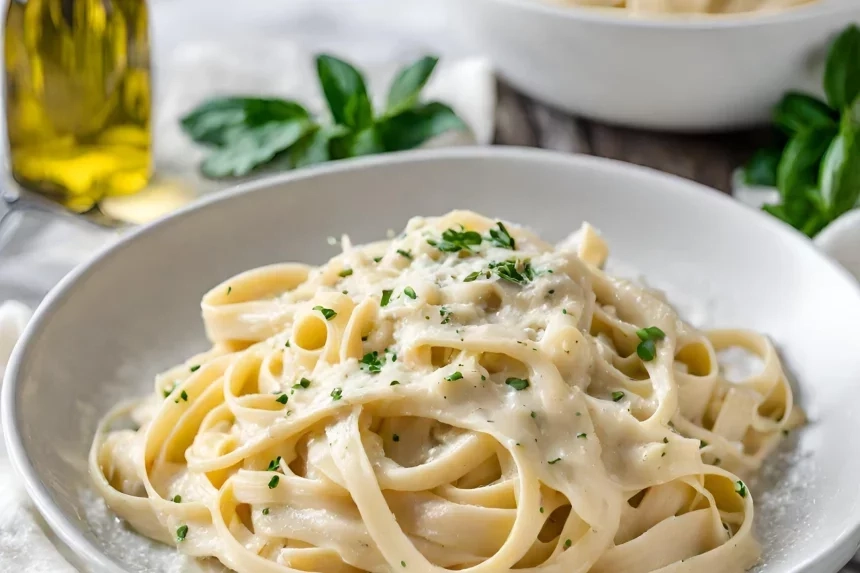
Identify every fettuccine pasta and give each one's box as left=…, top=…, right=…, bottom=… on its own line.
left=90, top=211, right=803, bottom=572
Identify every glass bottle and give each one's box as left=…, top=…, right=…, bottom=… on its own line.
left=4, top=0, right=151, bottom=213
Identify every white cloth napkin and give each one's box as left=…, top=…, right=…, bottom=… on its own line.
left=0, top=0, right=495, bottom=570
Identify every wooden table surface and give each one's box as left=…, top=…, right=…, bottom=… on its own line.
left=493, top=81, right=776, bottom=195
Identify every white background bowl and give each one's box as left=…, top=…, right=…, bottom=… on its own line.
left=450, top=0, right=860, bottom=131
left=4, top=148, right=860, bottom=572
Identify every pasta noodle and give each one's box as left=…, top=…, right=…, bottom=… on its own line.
left=550, top=0, right=816, bottom=15
left=90, top=211, right=803, bottom=573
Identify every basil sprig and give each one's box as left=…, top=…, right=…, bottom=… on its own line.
left=744, top=25, right=860, bottom=237
left=181, top=55, right=467, bottom=179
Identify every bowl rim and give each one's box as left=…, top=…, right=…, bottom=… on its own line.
left=473, top=0, right=858, bottom=30
left=4, top=146, right=860, bottom=573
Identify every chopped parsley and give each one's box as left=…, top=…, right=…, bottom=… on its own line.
left=380, top=289, right=393, bottom=307
left=663, top=437, right=669, bottom=444
left=331, top=387, right=343, bottom=400
left=505, top=377, right=529, bottom=391
left=487, top=221, right=515, bottom=249
left=226, top=286, right=232, bottom=295
left=429, top=227, right=483, bottom=253
left=360, top=351, right=385, bottom=373
left=189, top=364, right=200, bottom=373
left=577, top=433, right=587, bottom=439
left=267, top=456, right=282, bottom=471
left=373, top=256, right=383, bottom=263
left=285, top=340, right=291, bottom=348
left=700, top=440, right=708, bottom=449
left=338, top=268, right=354, bottom=277
left=396, top=249, right=413, bottom=260
left=445, top=371, right=463, bottom=382
left=275, top=393, right=288, bottom=404
left=403, top=286, right=417, bottom=299
left=262, top=508, right=269, bottom=515
left=163, top=382, right=177, bottom=399
left=564, top=538, right=572, bottom=549
left=268, top=475, right=280, bottom=489
left=611, top=391, right=624, bottom=402
left=548, top=457, right=562, bottom=464
left=293, top=378, right=311, bottom=389
left=539, top=506, right=545, bottom=513
left=401, top=561, right=406, bottom=568
left=735, top=480, right=747, bottom=498
left=180, top=390, right=188, bottom=402
left=463, top=271, right=481, bottom=282
left=489, top=259, right=536, bottom=285
left=390, top=380, right=400, bottom=386
left=439, top=307, right=452, bottom=324
left=393, top=434, right=400, bottom=442
left=313, top=305, right=337, bottom=320
left=635, top=326, right=665, bottom=362
left=172, top=495, right=181, bottom=503
left=530, top=411, right=537, bottom=419
left=176, top=525, right=188, bottom=542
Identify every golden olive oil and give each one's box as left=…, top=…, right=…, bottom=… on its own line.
left=4, top=0, right=151, bottom=212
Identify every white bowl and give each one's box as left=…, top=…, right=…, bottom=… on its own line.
left=4, top=148, right=860, bottom=572
left=450, top=0, right=860, bottom=131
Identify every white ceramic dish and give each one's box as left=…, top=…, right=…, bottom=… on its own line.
left=4, top=148, right=860, bottom=573
left=450, top=0, right=860, bottom=131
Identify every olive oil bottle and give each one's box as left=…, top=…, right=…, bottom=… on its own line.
left=4, top=0, right=151, bottom=213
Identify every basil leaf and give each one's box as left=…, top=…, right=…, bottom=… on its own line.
left=200, top=120, right=313, bottom=178
left=776, top=127, right=836, bottom=225
left=820, top=106, right=860, bottom=219
left=181, top=98, right=309, bottom=147
left=743, top=146, right=782, bottom=187
left=377, top=102, right=468, bottom=152
left=762, top=203, right=791, bottom=224
left=316, top=55, right=373, bottom=130
left=287, top=125, right=351, bottom=169
left=386, top=56, right=439, bottom=115
left=824, top=24, right=860, bottom=111
left=772, top=92, right=836, bottom=135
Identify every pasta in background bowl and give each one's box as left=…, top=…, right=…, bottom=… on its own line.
left=447, top=0, right=860, bottom=130
left=3, top=148, right=860, bottom=573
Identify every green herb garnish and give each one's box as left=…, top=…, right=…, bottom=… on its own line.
left=275, top=393, right=288, bottom=404
left=744, top=24, right=860, bottom=237
left=390, top=380, right=400, bottom=385
left=180, top=390, right=188, bottom=402
left=172, top=495, right=181, bottom=503
left=489, top=259, right=536, bottom=285
left=176, top=525, right=188, bottom=542
left=487, top=221, right=515, bottom=249
left=611, top=391, right=624, bottom=402
left=463, top=271, right=481, bottom=282
left=313, top=305, right=337, bottom=320
left=331, top=387, right=343, bottom=400
left=505, top=377, right=529, bottom=391
left=226, top=286, right=232, bottom=295
left=577, top=433, right=587, bottom=439
left=262, top=508, right=269, bottom=515
left=396, top=249, right=413, bottom=260
left=294, top=378, right=311, bottom=389
left=564, top=539, right=572, bottom=549
left=338, top=268, right=353, bottom=277
left=735, top=480, right=747, bottom=498
left=268, top=475, right=280, bottom=489
left=445, top=371, right=463, bottom=381
left=360, top=351, right=385, bottom=373
left=267, top=456, right=282, bottom=471
left=380, top=289, right=393, bottom=307
left=636, top=326, right=665, bottom=362
left=429, top=227, right=483, bottom=253
left=548, top=457, right=562, bottom=464
left=393, top=434, right=400, bottom=442
left=189, top=364, right=200, bottom=373
left=403, top=286, right=417, bottom=299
